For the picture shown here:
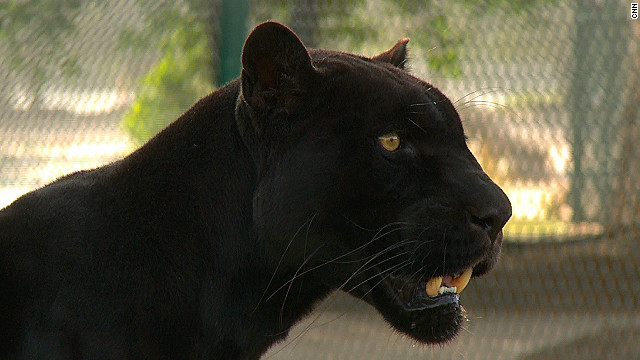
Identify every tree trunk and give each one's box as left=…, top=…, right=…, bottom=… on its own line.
left=611, top=21, right=640, bottom=236
left=291, top=0, right=319, bottom=47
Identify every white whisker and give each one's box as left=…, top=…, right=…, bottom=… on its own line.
left=253, top=213, right=317, bottom=314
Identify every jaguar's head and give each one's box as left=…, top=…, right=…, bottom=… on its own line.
left=238, top=22, right=512, bottom=344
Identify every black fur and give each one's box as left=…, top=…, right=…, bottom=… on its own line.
left=0, top=22, right=511, bottom=359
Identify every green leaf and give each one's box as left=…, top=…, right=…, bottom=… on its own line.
left=121, top=16, right=214, bottom=144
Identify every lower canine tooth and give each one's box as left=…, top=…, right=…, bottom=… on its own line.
left=426, top=276, right=443, bottom=297
left=451, top=268, right=473, bottom=294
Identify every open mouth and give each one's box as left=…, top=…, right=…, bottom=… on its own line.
left=388, top=268, right=473, bottom=311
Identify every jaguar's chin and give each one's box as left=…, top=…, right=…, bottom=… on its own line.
left=365, top=268, right=475, bottom=343
left=354, top=201, right=504, bottom=344
left=360, top=231, right=503, bottom=344
left=385, top=301, right=465, bottom=344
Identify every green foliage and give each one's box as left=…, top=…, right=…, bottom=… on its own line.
left=312, top=0, right=560, bottom=78
left=0, top=0, right=83, bottom=107
left=424, top=14, right=463, bottom=78
left=121, top=18, right=214, bottom=144
left=462, top=0, right=561, bottom=13
left=122, top=0, right=563, bottom=143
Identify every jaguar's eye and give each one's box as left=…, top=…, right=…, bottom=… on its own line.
left=378, top=133, right=401, bottom=152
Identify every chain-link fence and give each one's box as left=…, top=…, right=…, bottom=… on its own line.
left=1, top=1, right=638, bottom=359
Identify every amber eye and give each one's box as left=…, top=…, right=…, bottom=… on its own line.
left=378, top=133, right=401, bottom=152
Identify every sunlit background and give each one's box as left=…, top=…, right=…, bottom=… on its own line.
left=1, top=1, right=638, bottom=358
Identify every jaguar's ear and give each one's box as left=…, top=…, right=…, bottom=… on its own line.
left=373, top=38, right=409, bottom=69
left=241, top=21, right=315, bottom=107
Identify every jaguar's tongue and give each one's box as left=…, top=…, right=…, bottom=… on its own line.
left=425, top=268, right=473, bottom=297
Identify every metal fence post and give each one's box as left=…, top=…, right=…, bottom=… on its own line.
left=569, top=2, right=626, bottom=225
left=569, top=5, right=591, bottom=223
left=217, top=0, right=250, bottom=86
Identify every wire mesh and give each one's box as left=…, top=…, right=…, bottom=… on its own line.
left=1, top=0, right=638, bottom=359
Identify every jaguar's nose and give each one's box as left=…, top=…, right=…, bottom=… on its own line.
left=466, top=203, right=511, bottom=242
